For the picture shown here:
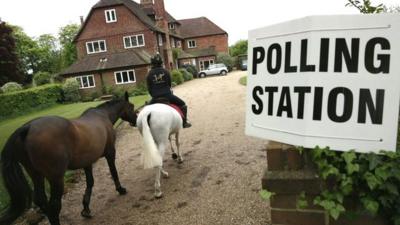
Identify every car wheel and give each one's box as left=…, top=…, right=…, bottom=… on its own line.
left=199, top=73, right=206, bottom=78
left=220, top=70, right=227, bottom=75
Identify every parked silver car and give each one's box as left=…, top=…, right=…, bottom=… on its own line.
left=198, top=63, right=228, bottom=78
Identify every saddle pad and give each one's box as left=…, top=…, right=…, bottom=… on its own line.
left=168, top=104, right=184, bottom=118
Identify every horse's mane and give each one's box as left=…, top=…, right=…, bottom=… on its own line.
left=81, top=99, right=124, bottom=116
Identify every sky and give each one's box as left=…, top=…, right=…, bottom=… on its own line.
left=0, top=0, right=399, bottom=45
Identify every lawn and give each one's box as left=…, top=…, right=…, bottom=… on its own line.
left=0, top=95, right=149, bottom=210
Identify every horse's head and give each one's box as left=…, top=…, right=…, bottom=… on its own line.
left=120, top=92, right=137, bottom=126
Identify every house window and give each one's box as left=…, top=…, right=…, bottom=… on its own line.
left=188, top=40, right=196, bottom=48
left=123, top=34, right=145, bottom=48
left=115, top=70, right=136, bottom=84
left=86, top=40, right=107, bottom=54
left=105, top=9, right=117, bottom=23
left=76, top=75, right=95, bottom=89
left=200, top=59, right=214, bottom=70
left=169, top=23, right=175, bottom=30
left=176, top=40, right=182, bottom=48
left=158, top=34, right=163, bottom=46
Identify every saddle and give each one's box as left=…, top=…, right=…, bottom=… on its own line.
left=147, top=98, right=184, bottom=119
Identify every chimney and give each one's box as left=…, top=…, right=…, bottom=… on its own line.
left=140, top=0, right=154, bottom=8
left=80, top=16, right=84, bottom=25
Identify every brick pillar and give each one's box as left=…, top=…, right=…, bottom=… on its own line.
left=262, top=142, right=388, bottom=225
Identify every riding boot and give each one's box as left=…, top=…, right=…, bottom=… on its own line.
left=181, top=105, right=192, bottom=128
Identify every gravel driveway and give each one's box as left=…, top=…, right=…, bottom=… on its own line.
left=38, top=71, right=271, bottom=225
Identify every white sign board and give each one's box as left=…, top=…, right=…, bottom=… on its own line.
left=246, top=14, right=400, bottom=153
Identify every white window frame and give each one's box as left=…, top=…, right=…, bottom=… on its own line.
left=123, top=34, right=145, bottom=49
left=199, top=59, right=215, bottom=71
left=169, top=23, right=175, bottom=30
left=158, top=34, right=163, bottom=46
left=188, top=40, right=196, bottom=48
left=86, top=40, right=107, bottom=54
left=114, top=69, right=136, bottom=85
left=176, top=40, right=182, bottom=48
left=76, top=75, right=95, bottom=89
left=105, top=9, right=117, bottom=23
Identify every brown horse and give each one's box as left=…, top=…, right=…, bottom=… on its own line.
left=0, top=92, right=137, bottom=225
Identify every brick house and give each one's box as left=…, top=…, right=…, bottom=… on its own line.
left=60, top=0, right=228, bottom=96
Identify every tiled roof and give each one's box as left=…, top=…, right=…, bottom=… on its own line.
left=74, top=0, right=163, bottom=42
left=59, top=50, right=151, bottom=75
left=178, top=17, right=227, bottom=38
left=177, top=48, right=217, bottom=59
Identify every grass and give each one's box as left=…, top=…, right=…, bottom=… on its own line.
left=0, top=95, right=149, bottom=210
left=239, top=76, right=247, bottom=86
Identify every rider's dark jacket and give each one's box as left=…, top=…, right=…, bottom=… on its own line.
left=146, top=67, right=172, bottom=98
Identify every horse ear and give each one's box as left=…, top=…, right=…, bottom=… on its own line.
left=124, top=91, right=129, bottom=101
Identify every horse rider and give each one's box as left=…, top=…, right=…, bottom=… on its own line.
left=146, top=53, right=192, bottom=128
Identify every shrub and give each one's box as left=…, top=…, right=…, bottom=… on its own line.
left=171, top=69, right=184, bottom=85
left=129, top=82, right=148, bottom=96
left=33, top=71, right=52, bottom=86
left=90, top=91, right=101, bottom=101
left=216, top=53, right=234, bottom=71
left=62, top=78, right=81, bottom=103
left=1, top=82, right=23, bottom=93
left=179, top=69, right=193, bottom=81
left=0, top=84, right=62, bottom=119
left=183, top=64, right=198, bottom=78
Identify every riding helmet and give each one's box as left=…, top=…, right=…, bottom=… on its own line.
left=151, top=53, right=163, bottom=67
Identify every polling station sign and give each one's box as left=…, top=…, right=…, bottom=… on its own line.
left=245, top=14, right=400, bottom=153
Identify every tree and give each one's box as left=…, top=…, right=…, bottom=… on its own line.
left=216, top=53, right=234, bottom=71
left=37, top=34, right=62, bottom=74
left=11, top=25, right=42, bottom=77
left=0, top=22, right=24, bottom=86
left=59, top=24, right=79, bottom=69
left=345, top=0, right=384, bottom=13
left=229, top=40, right=248, bottom=57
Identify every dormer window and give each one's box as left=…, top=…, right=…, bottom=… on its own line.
left=188, top=40, right=196, bottom=49
left=168, top=23, right=175, bottom=30
left=105, top=9, right=117, bottom=23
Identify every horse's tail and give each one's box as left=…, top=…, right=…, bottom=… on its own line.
left=0, top=125, right=32, bottom=225
left=140, top=112, right=162, bottom=169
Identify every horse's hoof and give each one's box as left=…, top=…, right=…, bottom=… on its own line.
left=172, top=153, right=178, bottom=160
left=161, top=171, right=169, bottom=178
left=81, top=209, right=92, bottom=218
left=117, top=187, right=127, bottom=195
left=154, top=192, right=163, bottom=199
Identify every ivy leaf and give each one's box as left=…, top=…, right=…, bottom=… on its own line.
left=321, top=165, right=339, bottom=179
left=296, top=192, right=308, bottom=209
left=361, top=197, right=379, bottom=215
left=346, top=163, right=360, bottom=175
left=340, top=177, right=353, bottom=195
left=368, top=154, right=381, bottom=170
left=330, top=204, right=346, bottom=220
left=375, top=166, right=390, bottom=181
left=383, top=183, right=399, bottom=196
left=364, top=172, right=380, bottom=190
left=259, top=189, right=275, bottom=201
left=343, top=151, right=356, bottom=164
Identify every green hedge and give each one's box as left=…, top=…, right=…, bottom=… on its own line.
left=171, top=69, right=184, bottom=85
left=0, top=84, right=62, bottom=120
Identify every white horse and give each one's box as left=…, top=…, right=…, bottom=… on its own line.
left=136, top=103, right=184, bottom=198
